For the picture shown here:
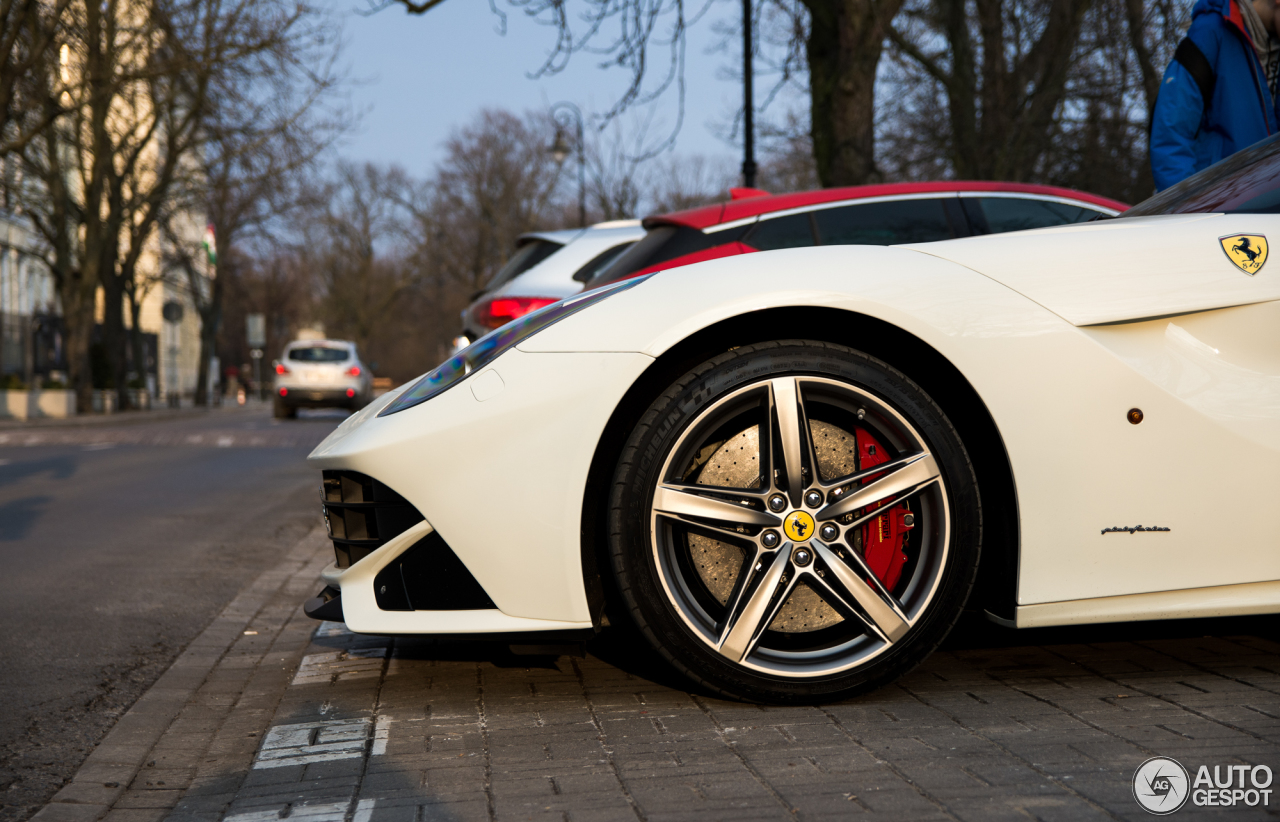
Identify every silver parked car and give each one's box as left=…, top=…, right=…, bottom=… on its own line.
left=273, top=339, right=373, bottom=419
left=454, top=220, right=644, bottom=350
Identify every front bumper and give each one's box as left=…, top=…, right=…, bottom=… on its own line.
left=307, top=349, right=654, bottom=633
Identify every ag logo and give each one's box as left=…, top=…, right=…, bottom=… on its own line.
left=1133, top=756, right=1190, bottom=815
left=1220, top=234, right=1268, bottom=274
left=783, top=510, right=814, bottom=542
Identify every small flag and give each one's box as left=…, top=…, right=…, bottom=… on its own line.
left=203, top=224, right=217, bottom=266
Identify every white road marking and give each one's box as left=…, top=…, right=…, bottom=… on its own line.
left=217, top=436, right=234, bottom=447
left=0, top=459, right=9, bottom=466
left=222, top=801, right=355, bottom=822
left=252, top=719, right=371, bottom=769
left=371, top=717, right=392, bottom=756
left=291, top=803, right=357, bottom=821
left=83, top=443, right=115, bottom=451
left=352, top=799, right=376, bottom=822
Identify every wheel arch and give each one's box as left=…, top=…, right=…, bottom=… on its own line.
left=579, top=305, right=1019, bottom=628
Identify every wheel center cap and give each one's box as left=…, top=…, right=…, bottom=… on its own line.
left=783, top=510, right=815, bottom=543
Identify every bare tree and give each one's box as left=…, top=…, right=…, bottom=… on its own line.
left=0, top=0, right=71, bottom=158
left=161, top=0, right=347, bottom=404
left=755, top=107, right=820, bottom=192
left=379, top=0, right=905, bottom=188
left=646, top=153, right=734, bottom=212
left=879, top=0, right=1186, bottom=199
left=14, top=0, right=344, bottom=411
left=426, top=109, right=564, bottom=296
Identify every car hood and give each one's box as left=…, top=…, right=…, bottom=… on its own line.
left=905, top=213, right=1280, bottom=326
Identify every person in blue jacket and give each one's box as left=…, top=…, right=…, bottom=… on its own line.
left=1150, top=0, right=1280, bottom=190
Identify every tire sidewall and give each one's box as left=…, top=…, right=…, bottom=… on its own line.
left=609, top=340, right=981, bottom=703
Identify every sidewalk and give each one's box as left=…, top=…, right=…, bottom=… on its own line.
left=0, top=401, right=261, bottom=431
left=32, top=531, right=1280, bottom=822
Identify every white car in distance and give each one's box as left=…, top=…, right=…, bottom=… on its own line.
left=273, top=340, right=373, bottom=419
left=454, top=219, right=644, bottom=351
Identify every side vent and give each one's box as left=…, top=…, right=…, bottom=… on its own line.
left=322, top=470, right=424, bottom=568
left=374, top=532, right=497, bottom=611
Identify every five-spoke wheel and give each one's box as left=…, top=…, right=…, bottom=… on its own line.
left=609, top=341, right=980, bottom=702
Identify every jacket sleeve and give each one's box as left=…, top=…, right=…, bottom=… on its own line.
left=1151, top=60, right=1207, bottom=190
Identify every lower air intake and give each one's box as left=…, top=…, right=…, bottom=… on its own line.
left=374, top=532, right=497, bottom=611
left=322, top=470, right=424, bottom=568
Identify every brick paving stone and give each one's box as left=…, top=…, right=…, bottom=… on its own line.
left=32, top=554, right=1280, bottom=822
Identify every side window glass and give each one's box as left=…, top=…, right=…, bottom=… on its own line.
left=743, top=213, right=815, bottom=251
left=973, top=197, right=1091, bottom=233
left=813, top=199, right=953, bottom=246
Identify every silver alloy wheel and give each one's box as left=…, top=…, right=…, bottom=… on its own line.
left=648, top=375, right=951, bottom=678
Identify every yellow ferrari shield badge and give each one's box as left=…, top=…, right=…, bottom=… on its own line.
left=1220, top=234, right=1268, bottom=275
left=783, top=511, right=815, bottom=543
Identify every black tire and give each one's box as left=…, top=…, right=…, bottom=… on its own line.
left=608, top=340, right=981, bottom=703
left=273, top=398, right=296, bottom=419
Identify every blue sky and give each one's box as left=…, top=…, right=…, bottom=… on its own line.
left=328, top=0, right=798, bottom=179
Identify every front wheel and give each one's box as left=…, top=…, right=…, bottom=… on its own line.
left=608, top=340, right=981, bottom=703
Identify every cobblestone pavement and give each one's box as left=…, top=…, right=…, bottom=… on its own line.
left=34, top=532, right=1280, bottom=822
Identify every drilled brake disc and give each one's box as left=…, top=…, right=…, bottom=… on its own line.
left=688, top=420, right=864, bottom=633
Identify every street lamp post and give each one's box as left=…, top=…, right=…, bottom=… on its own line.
left=549, top=102, right=586, bottom=227
left=742, top=0, right=756, bottom=188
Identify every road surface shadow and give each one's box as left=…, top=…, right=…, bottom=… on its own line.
left=0, top=496, right=53, bottom=541
left=0, top=454, right=78, bottom=489
left=942, top=608, right=1280, bottom=651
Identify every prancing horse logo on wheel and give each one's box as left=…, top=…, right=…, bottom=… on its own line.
left=784, top=511, right=815, bottom=542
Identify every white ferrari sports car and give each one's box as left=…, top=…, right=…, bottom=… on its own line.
left=305, top=137, right=1280, bottom=703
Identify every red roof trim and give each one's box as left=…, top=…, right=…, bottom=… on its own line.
left=646, top=181, right=1129, bottom=230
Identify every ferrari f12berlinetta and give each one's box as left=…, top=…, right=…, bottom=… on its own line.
left=305, top=137, right=1280, bottom=702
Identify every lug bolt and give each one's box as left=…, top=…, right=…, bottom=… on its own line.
left=804, top=489, right=823, bottom=508
left=761, top=530, right=781, bottom=548
left=902, top=513, right=915, bottom=527
left=819, top=523, right=839, bottom=541
left=792, top=547, right=813, bottom=567
left=767, top=494, right=787, bottom=512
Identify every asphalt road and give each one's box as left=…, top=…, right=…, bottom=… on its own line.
left=0, top=404, right=342, bottom=822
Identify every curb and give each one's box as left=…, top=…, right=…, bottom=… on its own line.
left=31, top=528, right=330, bottom=822
left=0, top=404, right=259, bottom=432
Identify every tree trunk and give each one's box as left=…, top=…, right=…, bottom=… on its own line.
left=804, top=0, right=906, bottom=186
left=101, top=266, right=133, bottom=411
left=128, top=288, right=148, bottom=400
left=193, top=243, right=225, bottom=406
left=59, top=278, right=96, bottom=414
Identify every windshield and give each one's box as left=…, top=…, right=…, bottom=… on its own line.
left=485, top=239, right=564, bottom=290
left=1124, top=132, right=1280, bottom=217
left=288, top=346, right=350, bottom=363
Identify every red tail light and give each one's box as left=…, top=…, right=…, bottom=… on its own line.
left=345, top=388, right=356, bottom=398
left=279, top=387, right=288, bottom=396
left=346, top=366, right=362, bottom=377
left=275, top=363, right=290, bottom=375
left=475, top=296, right=558, bottom=330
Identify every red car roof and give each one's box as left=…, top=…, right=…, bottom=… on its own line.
left=648, top=181, right=1130, bottom=230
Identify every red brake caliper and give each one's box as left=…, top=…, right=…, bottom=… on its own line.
left=854, top=427, right=913, bottom=591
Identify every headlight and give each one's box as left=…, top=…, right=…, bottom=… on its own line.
left=380, top=276, right=651, bottom=416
